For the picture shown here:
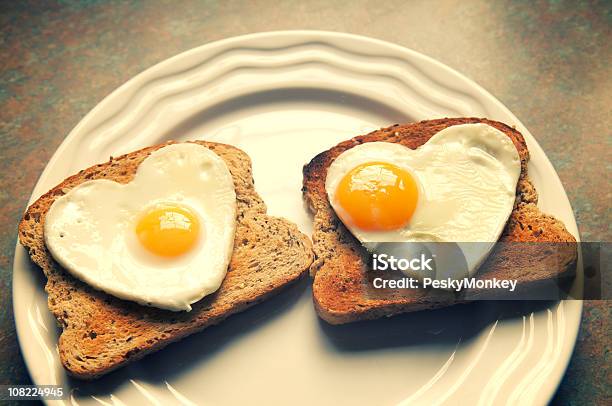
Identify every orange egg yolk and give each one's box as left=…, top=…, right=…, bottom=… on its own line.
left=335, top=162, right=418, bottom=231
left=136, top=205, right=200, bottom=257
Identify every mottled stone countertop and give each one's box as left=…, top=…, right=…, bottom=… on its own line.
left=0, top=0, right=609, bottom=405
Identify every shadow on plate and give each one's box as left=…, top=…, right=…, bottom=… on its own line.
left=318, top=300, right=558, bottom=351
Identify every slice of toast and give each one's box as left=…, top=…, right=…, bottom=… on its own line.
left=303, top=118, right=577, bottom=324
left=18, top=141, right=313, bottom=379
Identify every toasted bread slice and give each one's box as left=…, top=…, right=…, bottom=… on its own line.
left=303, top=118, right=577, bottom=324
left=19, top=141, right=313, bottom=379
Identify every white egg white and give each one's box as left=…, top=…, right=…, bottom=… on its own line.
left=44, top=143, right=237, bottom=311
left=325, top=123, right=521, bottom=279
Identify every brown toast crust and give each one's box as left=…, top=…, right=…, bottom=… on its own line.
left=303, top=118, right=577, bottom=324
left=18, top=141, right=313, bottom=379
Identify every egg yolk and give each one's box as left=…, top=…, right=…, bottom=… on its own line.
left=335, top=162, right=418, bottom=231
left=136, top=205, right=200, bottom=257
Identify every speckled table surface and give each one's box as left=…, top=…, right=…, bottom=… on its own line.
left=0, top=0, right=610, bottom=404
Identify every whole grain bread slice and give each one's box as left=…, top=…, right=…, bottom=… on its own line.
left=18, top=141, right=313, bottom=379
left=303, top=118, right=577, bottom=324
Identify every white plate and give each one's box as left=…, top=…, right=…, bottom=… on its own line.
left=13, top=31, right=581, bottom=406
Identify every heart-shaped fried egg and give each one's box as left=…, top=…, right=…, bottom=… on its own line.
left=325, top=123, right=521, bottom=278
left=44, top=143, right=236, bottom=311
